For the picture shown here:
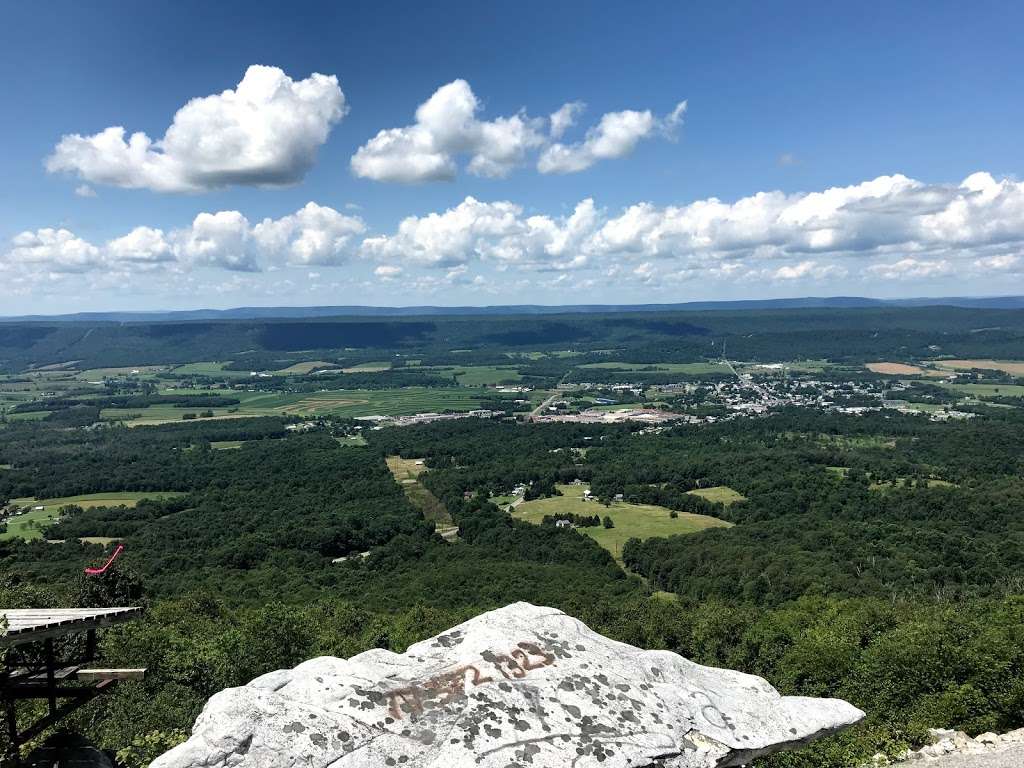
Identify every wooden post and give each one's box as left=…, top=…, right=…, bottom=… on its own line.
left=3, top=695, right=19, bottom=768
left=44, top=639, right=56, bottom=717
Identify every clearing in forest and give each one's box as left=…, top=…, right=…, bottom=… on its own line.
left=686, top=486, right=746, bottom=504
left=385, top=456, right=456, bottom=534
left=513, top=484, right=731, bottom=563
left=2, top=491, right=184, bottom=541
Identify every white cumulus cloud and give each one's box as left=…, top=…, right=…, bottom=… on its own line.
left=5, top=228, right=103, bottom=273
left=351, top=80, right=545, bottom=183
left=252, top=202, right=366, bottom=266
left=360, top=196, right=600, bottom=269
left=352, top=80, right=685, bottom=183
left=46, top=65, right=347, bottom=193
left=538, top=101, right=686, bottom=174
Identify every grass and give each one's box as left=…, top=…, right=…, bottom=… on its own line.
left=686, top=486, right=746, bottom=504
left=385, top=455, right=427, bottom=481
left=335, top=434, right=368, bottom=446
left=76, top=366, right=167, bottom=380
left=101, top=386, right=498, bottom=424
left=171, top=361, right=254, bottom=378
left=579, top=361, right=730, bottom=374
left=342, top=361, right=391, bottom=373
left=932, top=359, right=1024, bottom=376
left=210, top=440, right=246, bottom=450
left=937, top=382, right=1024, bottom=398
left=269, top=387, right=495, bottom=418
left=866, top=362, right=931, bottom=376
left=513, top=484, right=731, bottom=563
left=275, top=360, right=334, bottom=374
left=2, top=491, right=184, bottom=541
left=441, top=365, right=523, bottom=386
left=385, top=456, right=453, bottom=529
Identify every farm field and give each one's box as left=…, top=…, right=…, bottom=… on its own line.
left=936, top=382, right=1024, bottom=398
left=741, top=359, right=834, bottom=373
left=932, top=359, right=1024, bottom=375
left=270, top=387, right=495, bottom=417
left=580, top=361, right=731, bottom=374
left=440, top=365, right=523, bottom=386
left=866, top=362, right=932, bottom=376
left=513, top=484, right=731, bottom=563
left=172, top=361, right=253, bottom=377
left=686, top=486, right=747, bottom=504
left=2, top=491, right=184, bottom=541
left=76, top=365, right=168, bottom=380
left=341, top=361, right=391, bottom=373
left=274, top=360, right=334, bottom=374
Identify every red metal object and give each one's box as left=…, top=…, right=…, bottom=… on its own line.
left=84, top=544, right=124, bottom=575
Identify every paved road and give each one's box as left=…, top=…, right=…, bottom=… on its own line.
left=528, top=391, right=560, bottom=421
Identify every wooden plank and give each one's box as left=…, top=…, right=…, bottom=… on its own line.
left=75, top=668, right=146, bottom=682
left=0, top=607, right=141, bottom=647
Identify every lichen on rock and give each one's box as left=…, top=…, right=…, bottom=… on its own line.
left=151, top=602, right=863, bottom=767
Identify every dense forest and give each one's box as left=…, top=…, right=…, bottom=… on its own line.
left=5, top=305, right=1024, bottom=371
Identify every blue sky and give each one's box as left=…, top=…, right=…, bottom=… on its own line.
left=1, top=1, right=1022, bottom=313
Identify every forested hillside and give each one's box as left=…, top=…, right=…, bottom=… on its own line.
left=5, top=306, right=1024, bottom=372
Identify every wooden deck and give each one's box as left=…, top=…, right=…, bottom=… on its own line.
left=0, top=607, right=142, bottom=647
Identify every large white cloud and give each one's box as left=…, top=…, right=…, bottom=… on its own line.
left=351, top=80, right=545, bottom=183
left=360, top=172, right=1024, bottom=284
left=3, top=203, right=365, bottom=277
left=538, top=101, right=687, bottom=174
left=252, top=202, right=366, bottom=266
left=351, top=80, right=684, bottom=183
left=5, top=228, right=103, bottom=273
left=360, top=196, right=600, bottom=269
left=46, top=66, right=346, bottom=193
left=6, top=172, right=1024, bottom=291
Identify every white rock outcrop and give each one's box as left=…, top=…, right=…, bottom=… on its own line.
left=889, top=727, right=1024, bottom=764
left=151, top=602, right=863, bottom=768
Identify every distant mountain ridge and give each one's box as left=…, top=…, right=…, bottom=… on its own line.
left=4, top=296, right=1024, bottom=323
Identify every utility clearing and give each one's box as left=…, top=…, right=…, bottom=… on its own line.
left=385, top=456, right=457, bottom=538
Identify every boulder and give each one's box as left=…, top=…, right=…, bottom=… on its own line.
left=152, top=602, right=863, bottom=768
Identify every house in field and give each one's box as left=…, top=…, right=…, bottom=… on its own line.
left=582, top=489, right=593, bottom=501
left=555, top=519, right=573, bottom=529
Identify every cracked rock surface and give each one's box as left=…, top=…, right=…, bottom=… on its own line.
left=151, top=602, right=863, bottom=767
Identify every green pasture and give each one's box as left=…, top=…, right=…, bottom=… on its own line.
left=274, top=360, right=334, bottom=374
left=76, top=366, right=167, bottom=380
left=423, top=365, right=523, bottom=386
left=686, top=486, right=747, bottom=504
left=937, top=382, right=1024, bottom=398
left=2, top=491, right=184, bottom=541
left=171, top=361, right=253, bottom=378
left=513, top=484, right=731, bottom=563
